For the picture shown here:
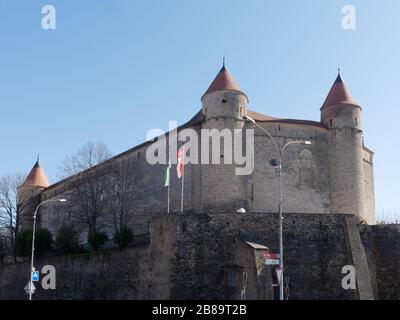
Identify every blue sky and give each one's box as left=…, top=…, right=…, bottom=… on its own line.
left=0, top=0, right=399, bottom=219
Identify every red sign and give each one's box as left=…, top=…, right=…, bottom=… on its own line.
left=262, top=252, right=280, bottom=259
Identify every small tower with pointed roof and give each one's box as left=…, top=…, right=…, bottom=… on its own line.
left=321, top=71, right=361, bottom=130
left=201, top=60, right=248, bottom=130
left=321, top=71, right=368, bottom=222
left=18, top=158, right=50, bottom=200
left=199, top=61, right=249, bottom=211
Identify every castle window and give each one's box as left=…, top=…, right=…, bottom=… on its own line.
left=329, top=119, right=333, bottom=128
left=227, top=269, right=239, bottom=287
left=222, top=99, right=227, bottom=103
left=225, top=266, right=243, bottom=288
left=270, top=159, right=278, bottom=167
left=239, top=105, right=244, bottom=117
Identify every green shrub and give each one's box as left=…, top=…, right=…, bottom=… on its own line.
left=87, top=231, right=108, bottom=250
left=55, top=225, right=81, bottom=255
left=16, top=228, right=53, bottom=257
left=113, top=227, right=134, bottom=248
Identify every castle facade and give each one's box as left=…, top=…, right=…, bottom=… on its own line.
left=19, top=64, right=376, bottom=241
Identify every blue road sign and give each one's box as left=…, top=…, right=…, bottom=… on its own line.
left=32, top=271, right=39, bottom=282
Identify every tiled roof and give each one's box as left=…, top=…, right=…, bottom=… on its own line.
left=321, top=74, right=358, bottom=109
left=248, top=110, right=327, bottom=128
left=23, top=160, right=50, bottom=188
left=202, top=64, right=246, bottom=99
left=190, top=109, right=326, bottom=128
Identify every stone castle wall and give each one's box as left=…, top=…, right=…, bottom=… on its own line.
left=363, top=148, right=376, bottom=224
left=249, top=122, right=330, bottom=214
left=26, top=117, right=375, bottom=241
left=1, top=212, right=383, bottom=300
left=360, top=224, right=400, bottom=299
left=37, top=130, right=199, bottom=239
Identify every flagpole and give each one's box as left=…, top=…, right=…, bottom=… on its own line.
left=180, top=146, right=185, bottom=213
left=167, top=181, right=170, bottom=214
left=165, top=160, right=171, bottom=214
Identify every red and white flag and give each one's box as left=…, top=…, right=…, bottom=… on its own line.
left=177, top=146, right=185, bottom=178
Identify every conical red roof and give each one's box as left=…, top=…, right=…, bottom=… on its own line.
left=202, top=64, right=246, bottom=99
left=23, top=160, right=49, bottom=188
left=322, top=74, right=358, bottom=109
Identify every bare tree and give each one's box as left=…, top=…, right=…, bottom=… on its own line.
left=107, top=157, right=138, bottom=247
left=0, top=228, right=10, bottom=263
left=0, top=173, right=31, bottom=262
left=58, top=141, right=112, bottom=179
left=58, top=141, right=112, bottom=241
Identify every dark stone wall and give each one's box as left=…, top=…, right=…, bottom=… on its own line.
left=0, top=218, right=175, bottom=300
left=0, top=212, right=378, bottom=300
left=360, top=224, right=400, bottom=300
left=169, top=213, right=359, bottom=300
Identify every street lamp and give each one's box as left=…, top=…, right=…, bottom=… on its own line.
left=28, top=198, right=67, bottom=300
left=243, top=115, right=312, bottom=300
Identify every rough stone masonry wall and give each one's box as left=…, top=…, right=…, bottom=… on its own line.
left=0, top=212, right=376, bottom=300
left=360, top=224, right=400, bottom=300
left=363, top=148, right=376, bottom=224
left=37, top=128, right=198, bottom=239
left=327, top=127, right=366, bottom=221
left=0, top=215, right=176, bottom=300
left=33, top=117, right=376, bottom=243
left=249, top=122, right=331, bottom=214
left=168, top=212, right=372, bottom=300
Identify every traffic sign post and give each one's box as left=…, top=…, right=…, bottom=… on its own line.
left=275, top=268, right=283, bottom=287
left=24, top=281, right=36, bottom=296
left=264, top=259, right=280, bottom=266
left=262, top=252, right=281, bottom=266
left=32, top=271, right=39, bottom=282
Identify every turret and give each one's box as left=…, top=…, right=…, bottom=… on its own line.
left=18, top=158, right=50, bottom=230
left=321, top=71, right=366, bottom=221
left=199, top=62, right=248, bottom=212
left=18, top=158, right=50, bottom=201
left=321, top=72, right=361, bottom=130
left=201, top=60, right=248, bottom=130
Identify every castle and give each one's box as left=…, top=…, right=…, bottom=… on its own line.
left=19, top=63, right=375, bottom=239
left=4, top=64, right=399, bottom=301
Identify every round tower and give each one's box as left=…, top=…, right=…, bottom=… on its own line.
left=321, top=71, right=365, bottom=220
left=18, top=158, right=50, bottom=230
left=18, top=158, right=50, bottom=200
left=201, top=61, right=248, bottom=130
left=200, top=62, right=249, bottom=212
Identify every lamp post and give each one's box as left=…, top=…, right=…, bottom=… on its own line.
left=28, top=198, right=67, bottom=300
left=243, top=115, right=311, bottom=300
